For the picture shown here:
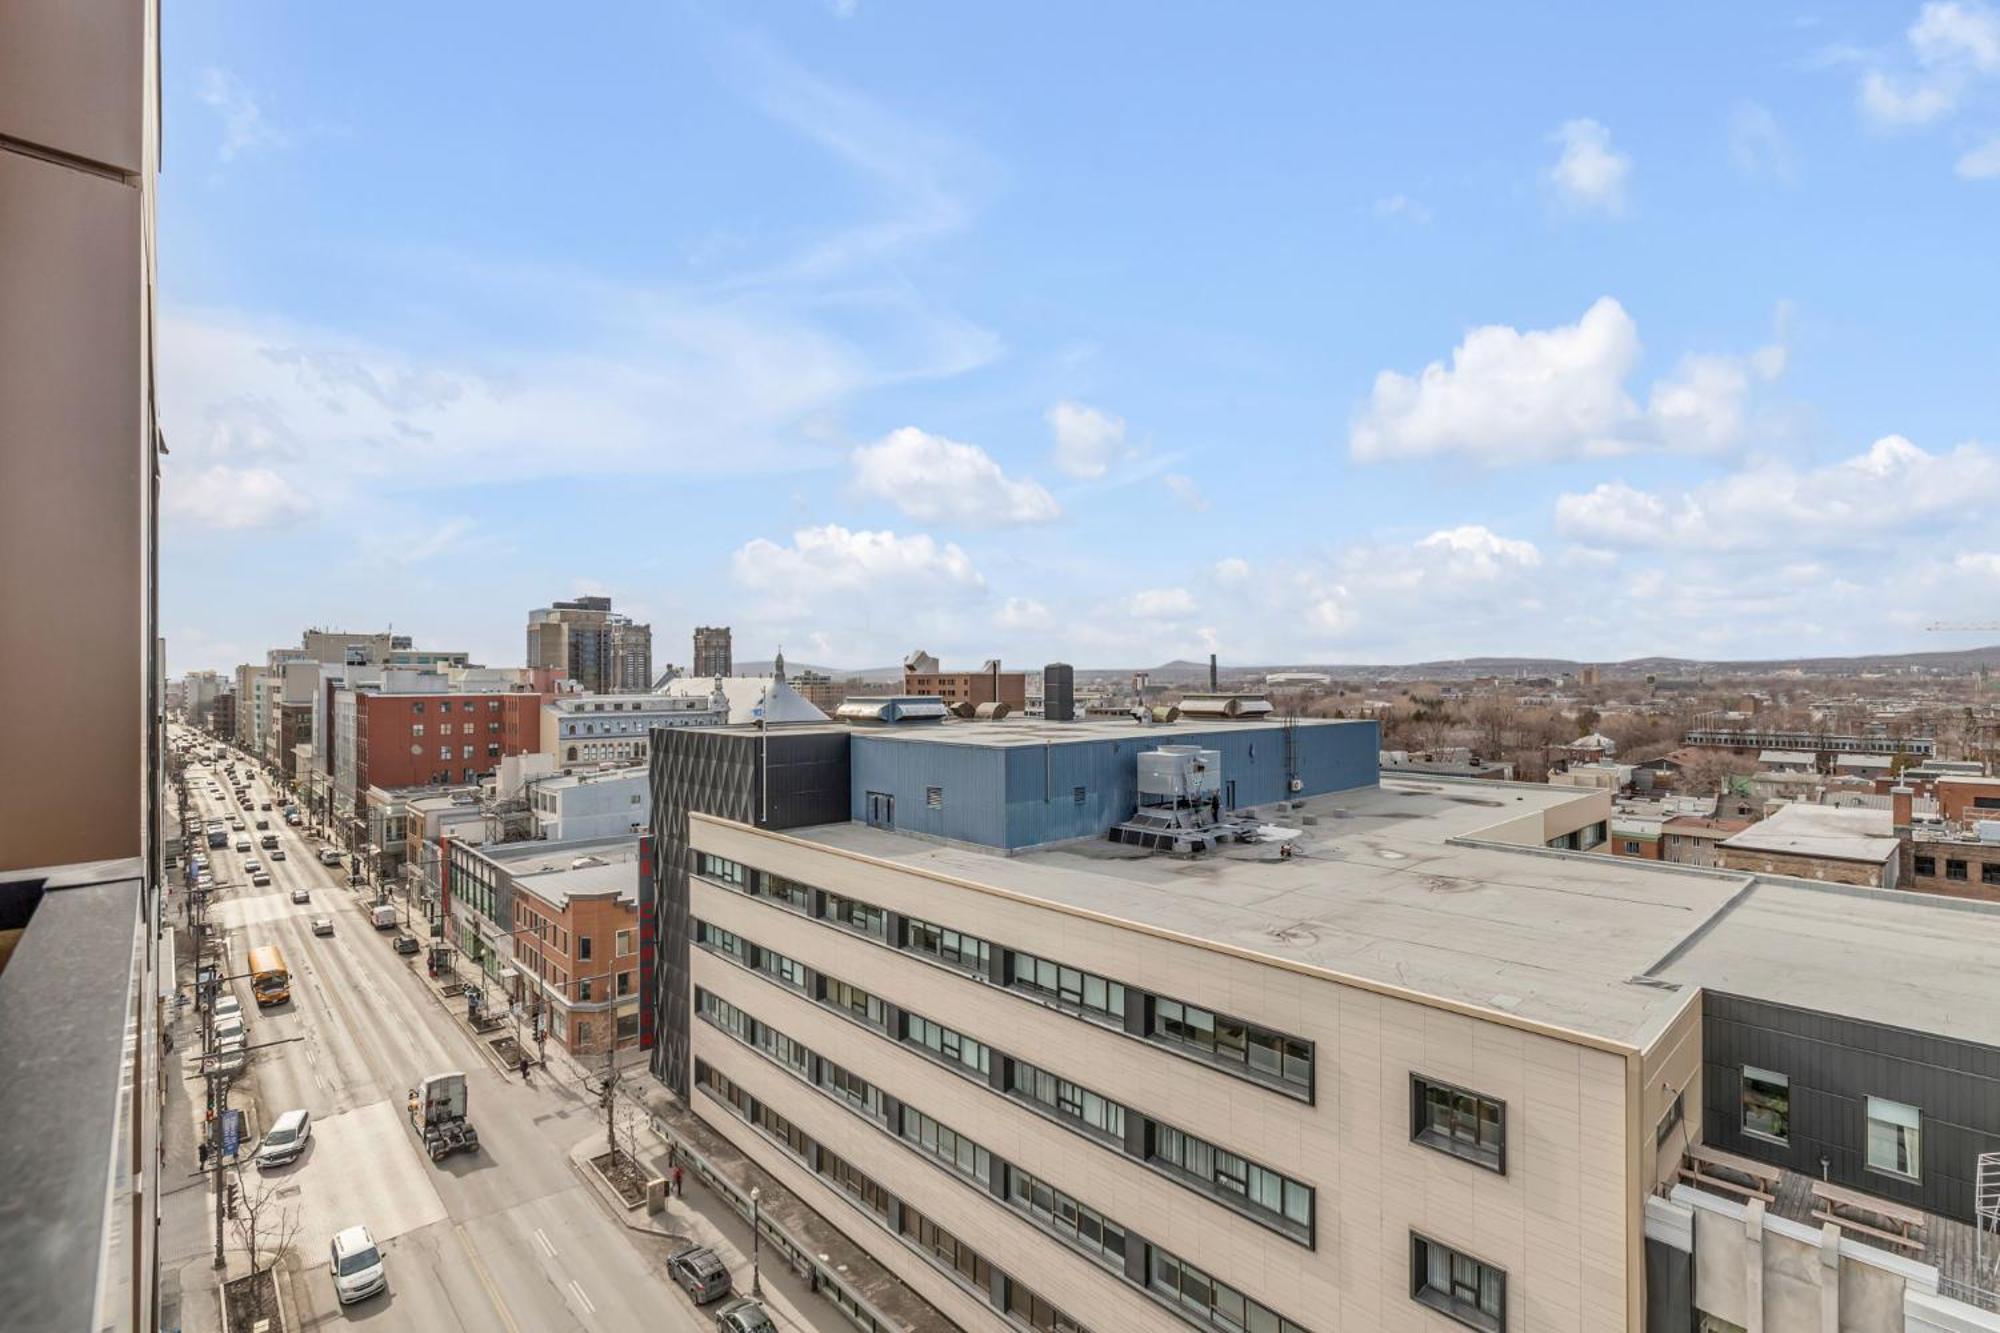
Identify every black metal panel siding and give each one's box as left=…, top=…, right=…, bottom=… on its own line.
left=1644, top=1237, right=1692, bottom=1332
left=1700, top=991, right=2000, bottom=1222
left=647, top=728, right=850, bottom=1098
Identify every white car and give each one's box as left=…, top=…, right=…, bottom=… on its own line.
left=330, top=1225, right=387, bottom=1304
left=257, top=1108, right=312, bottom=1168
left=212, top=995, right=242, bottom=1024
left=290, top=887, right=310, bottom=904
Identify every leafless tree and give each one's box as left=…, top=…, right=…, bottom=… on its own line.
left=230, top=1166, right=302, bottom=1318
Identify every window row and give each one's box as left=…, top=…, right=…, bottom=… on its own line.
left=1740, top=1066, right=1922, bottom=1181
left=1153, top=1249, right=1312, bottom=1333
left=691, top=850, right=1316, bottom=1097
left=693, top=1056, right=1095, bottom=1333
left=698, top=916, right=1319, bottom=1243
left=1149, top=1124, right=1313, bottom=1231
left=1411, top=1234, right=1505, bottom=1332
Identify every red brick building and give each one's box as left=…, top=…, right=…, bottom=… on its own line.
left=1934, top=777, right=2000, bottom=825
left=356, top=690, right=545, bottom=792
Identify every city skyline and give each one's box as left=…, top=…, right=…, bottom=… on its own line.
left=161, top=3, right=2000, bottom=673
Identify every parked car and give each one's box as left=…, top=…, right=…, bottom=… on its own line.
left=310, top=916, right=334, bottom=936
left=291, top=887, right=311, bottom=904
left=668, top=1245, right=732, bottom=1305
left=257, top=1108, right=312, bottom=1168
left=212, top=995, right=242, bottom=1024
left=392, top=933, right=421, bottom=955
left=329, top=1225, right=387, bottom=1305
left=271, top=847, right=286, bottom=861
left=714, top=1298, right=778, bottom=1333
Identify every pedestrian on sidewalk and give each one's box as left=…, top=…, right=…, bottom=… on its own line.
left=671, top=1164, right=684, bottom=1197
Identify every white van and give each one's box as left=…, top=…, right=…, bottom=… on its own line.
left=258, top=1108, right=312, bottom=1168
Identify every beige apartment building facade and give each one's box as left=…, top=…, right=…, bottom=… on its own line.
left=653, top=717, right=2000, bottom=1333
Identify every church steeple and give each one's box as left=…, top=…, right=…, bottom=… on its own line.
left=773, top=646, right=786, bottom=683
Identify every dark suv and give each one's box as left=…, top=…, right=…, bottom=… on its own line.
left=667, top=1245, right=732, bottom=1304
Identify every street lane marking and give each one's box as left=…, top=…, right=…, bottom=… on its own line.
left=569, top=1280, right=595, bottom=1316
left=534, top=1227, right=557, bottom=1258
left=454, top=1224, right=523, bottom=1333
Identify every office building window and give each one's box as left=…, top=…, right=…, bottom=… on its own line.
left=898, top=1203, right=990, bottom=1292
left=1915, top=855, right=1937, bottom=876
left=821, top=1148, right=889, bottom=1219
left=1009, top=1060, right=1126, bottom=1142
left=1008, top=1166, right=1125, bottom=1266
left=1948, top=859, right=1969, bottom=881
left=1984, top=863, right=2000, bottom=886
left=1149, top=1123, right=1312, bottom=1232
left=579, top=936, right=592, bottom=961
left=905, top=1014, right=990, bottom=1078
left=902, top=916, right=990, bottom=974
left=694, top=852, right=748, bottom=887
left=616, top=929, right=634, bottom=955
left=1012, top=952, right=1124, bottom=1025
left=823, top=890, right=886, bottom=939
left=1005, top=1280, right=1090, bottom=1333
left=823, top=978, right=885, bottom=1029
left=1866, top=1097, right=1921, bottom=1180
left=1151, top=1249, right=1309, bottom=1333
left=756, top=872, right=811, bottom=912
left=1412, top=1234, right=1505, bottom=1331
left=756, top=1024, right=810, bottom=1078
left=412, top=724, right=425, bottom=737
left=817, top=1059, right=881, bottom=1116
left=1742, top=1066, right=1789, bottom=1143
left=1150, top=998, right=1312, bottom=1092
left=1412, top=1075, right=1505, bottom=1172
left=899, top=1104, right=991, bottom=1184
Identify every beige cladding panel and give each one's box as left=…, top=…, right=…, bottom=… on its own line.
left=0, top=0, right=146, bottom=172
left=691, top=824, right=1634, bottom=1331
left=0, top=150, right=144, bottom=870
left=693, top=1018, right=1170, bottom=1331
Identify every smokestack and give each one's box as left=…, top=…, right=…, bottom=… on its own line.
left=1209, top=653, right=1217, bottom=692
left=1891, top=784, right=1913, bottom=835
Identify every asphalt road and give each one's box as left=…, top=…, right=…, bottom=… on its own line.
left=172, top=733, right=710, bottom=1332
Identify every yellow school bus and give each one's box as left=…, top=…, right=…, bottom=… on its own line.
left=248, top=944, right=290, bottom=1006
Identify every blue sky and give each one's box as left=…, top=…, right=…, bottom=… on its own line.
left=160, top=2, right=2000, bottom=674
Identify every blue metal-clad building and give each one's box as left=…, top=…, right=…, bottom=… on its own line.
left=847, top=716, right=1378, bottom=851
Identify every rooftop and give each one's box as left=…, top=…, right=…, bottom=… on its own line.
left=1717, top=802, right=1899, bottom=865
left=482, top=834, right=641, bottom=906
left=763, top=777, right=2000, bottom=1054
left=849, top=714, right=1368, bottom=750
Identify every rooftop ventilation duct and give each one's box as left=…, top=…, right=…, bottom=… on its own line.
left=974, top=701, right=1012, bottom=720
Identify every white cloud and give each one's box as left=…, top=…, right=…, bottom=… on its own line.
left=1414, top=525, right=1542, bottom=577
left=163, top=463, right=315, bottom=532
left=1648, top=354, right=1752, bottom=452
left=1860, top=70, right=1960, bottom=126
left=996, top=597, right=1052, bottom=630
left=1911, top=1, right=2000, bottom=71
left=1162, top=473, right=1209, bottom=511
left=1857, top=3, right=2000, bottom=132
left=849, top=427, right=1060, bottom=526
left=1547, top=118, right=1632, bottom=213
left=1348, top=297, right=1782, bottom=465
left=1214, top=557, right=1252, bottom=583
left=1350, top=297, right=1641, bottom=463
left=1373, top=194, right=1433, bottom=224
left=196, top=69, right=288, bottom=162
left=1047, top=401, right=1132, bottom=478
left=736, top=520, right=984, bottom=604
left=1129, top=587, right=1197, bottom=619
left=1555, top=434, right=2000, bottom=550
left=1729, top=102, right=1798, bottom=182
left=1957, top=133, right=2000, bottom=175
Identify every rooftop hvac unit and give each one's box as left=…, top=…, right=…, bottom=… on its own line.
left=1979, top=820, right=2000, bottom=844
left=974, top=701, right=1012, bottom=720
left=1137, top=746, right=1222, bottom=802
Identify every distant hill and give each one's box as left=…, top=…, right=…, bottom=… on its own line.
left=733, top=644, right=2000, bottom=682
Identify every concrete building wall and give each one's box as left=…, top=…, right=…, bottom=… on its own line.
left=690, top=815, right=1637, bottom=1332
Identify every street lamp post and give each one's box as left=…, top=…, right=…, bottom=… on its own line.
left=750, top=1186, right=762, bottom=1296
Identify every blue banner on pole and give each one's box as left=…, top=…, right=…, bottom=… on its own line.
left=221, top=1109, right=242, bottom=1158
